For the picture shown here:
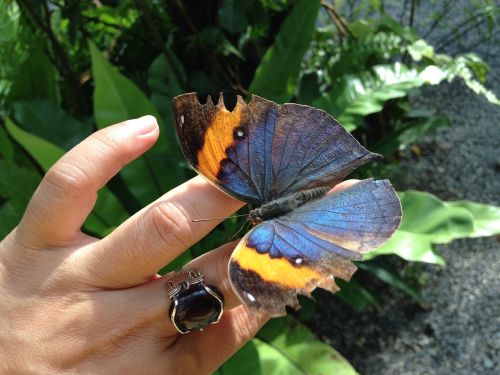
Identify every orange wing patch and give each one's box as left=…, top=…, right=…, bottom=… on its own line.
left=197, top=96, right=246, bottom=180
left=231, top=239, right=322, bottom=289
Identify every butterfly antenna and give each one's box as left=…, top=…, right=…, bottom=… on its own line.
left=229, top=217, right=252, bottom=241
left=192, top=213, right=248, bottom=222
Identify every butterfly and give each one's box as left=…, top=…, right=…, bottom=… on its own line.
left=173, top=92, right=402, bottom=317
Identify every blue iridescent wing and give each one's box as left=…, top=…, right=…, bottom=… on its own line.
left=173, top=93, right=379, bottom=203
left=229, top=179, right=401, bottom=316
left=267, top=102, right=380, bottom=199
left=173, top=93, right=279, bottom=204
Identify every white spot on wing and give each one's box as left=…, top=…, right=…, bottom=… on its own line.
left=180, top=114, right=184, bottom=126
left=246, top=293, right=256, bottom=302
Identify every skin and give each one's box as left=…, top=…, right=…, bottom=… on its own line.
left=0, top=116, right=357, bottom=374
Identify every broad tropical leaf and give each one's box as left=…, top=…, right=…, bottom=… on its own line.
left=365, top=191, right=500, bottom=265
left=248, top=0, right=321, bottom=102
left=314, top=62, right=428, bottom=131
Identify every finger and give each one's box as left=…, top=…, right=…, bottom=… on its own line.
left=18, top=116, right=159, bottom=248
left=331, top=179, right=360, bottom=193
left=167, top=305, right=268, bottom=374
left=83, top=176, right=244, bottom=288
left=102, top=242, right=242, bottom=339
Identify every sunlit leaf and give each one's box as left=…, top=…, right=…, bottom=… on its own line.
left=248, top=0, right=321, bottom=103
left=216, top=341, right=261, bottom=374
left=366, top=191, right=500, bottom=264
left=446, top=200, right=500, bottom=238
left=315, top=63, right=426, bottom=131
left=5, top=117, right=64, bottom=171
left=252, top=316, right=358, bottom=375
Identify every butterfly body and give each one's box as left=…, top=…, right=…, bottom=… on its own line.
left=249, top=186, right=328, bottom=224
left=173, top=92, right=402, bottom=317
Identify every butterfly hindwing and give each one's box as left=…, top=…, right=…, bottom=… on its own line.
left=228, top=179, right=401, bottom=316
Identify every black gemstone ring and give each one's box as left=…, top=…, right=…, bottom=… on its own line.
left=168, top=269, right=224, bottom=334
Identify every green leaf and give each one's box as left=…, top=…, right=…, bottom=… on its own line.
left=0, top=159, right=41, bottom=239
left=216, top=341, right=261, bottom=374
left=373, top=115, right=449, bottom=156
left=397, top=191, right=474, bottom=239
left=331, top=32, right=403, bottom=77
left=0, top=124, right=15, bottom=161
left=90, top=40, right=181, bottom=205
left=335, top=278, right=381, bottom=311
left=12, top=99, right=92, bottom=150
left=407, top=39, right=435, bottom=61
left=314, top=63, right=426, bottom=131
left=5, top=117, right=64, bottom=171
left=365, top=231, right=446, bottom=266
left=253, top=316, right=358, bottom=375
left=5, top=118, right=128, bottom=237
left=406, top=41, right=499, bottom=105
left=357, top=262, right=423, bottom=305
left=8, top=43, right=59, bottom=105
left=365, top=191, right=500, bottom=265
left=218, top=0, right=249, bottom=34
left=89, top=41, right=165, bottom=136
left=446, top=200, right=500, bottom=238
left=248, top=0, right=321, bottom=103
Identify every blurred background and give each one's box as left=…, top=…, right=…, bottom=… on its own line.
left=0, top=0, right=499, bottom=374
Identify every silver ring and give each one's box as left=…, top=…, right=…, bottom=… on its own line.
left=168, top=269, right=224, bottom=334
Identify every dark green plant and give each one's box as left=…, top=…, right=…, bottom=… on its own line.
left=1, top=0, right=499, bottom=373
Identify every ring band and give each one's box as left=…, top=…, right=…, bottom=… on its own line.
left=168, top=269, right=224, bottom=334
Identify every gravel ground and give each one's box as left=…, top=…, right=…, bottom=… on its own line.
left=310, top=2, right=500, bottom=374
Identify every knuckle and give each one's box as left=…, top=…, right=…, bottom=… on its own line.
left=44, top=161, right=91, bottom=199
left=147, top=201, right=193, bottom=250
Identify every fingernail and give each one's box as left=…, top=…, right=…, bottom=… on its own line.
left=126, top=115, right=158, bottom=135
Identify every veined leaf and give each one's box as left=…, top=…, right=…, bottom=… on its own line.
left=248, top=0, right=321, bottom=103
left=250, top=316, right=358, bottom=375
left=446, top=200, right=500, bottom=238
left=314, top=62, right=426, bottom=131
left=365, top=191, right=500, bottom=265
left=5, top=118, right=128, bottom=237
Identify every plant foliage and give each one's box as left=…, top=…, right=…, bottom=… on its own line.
left=1, top=0, right=499, bottom=373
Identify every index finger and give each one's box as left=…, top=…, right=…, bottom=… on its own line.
left=80, top=176, right=244, bottom=288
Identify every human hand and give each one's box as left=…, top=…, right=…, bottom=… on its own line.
left=0, top=116, right=268, bottom=374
